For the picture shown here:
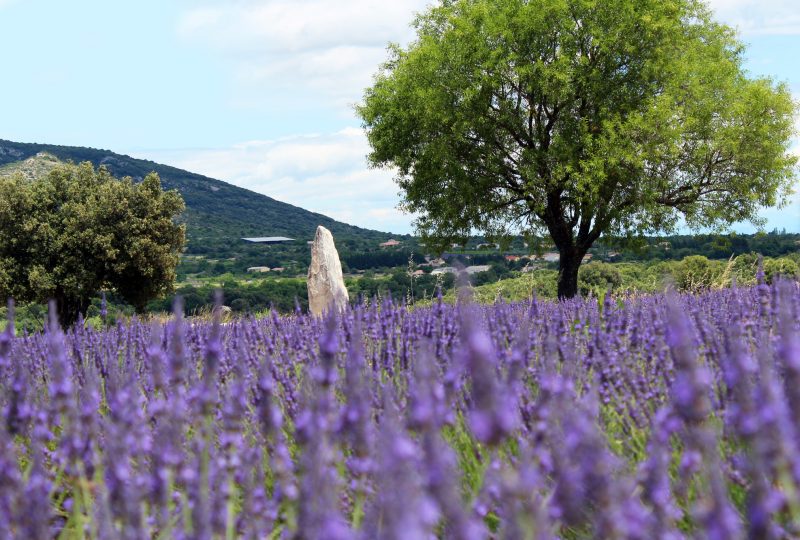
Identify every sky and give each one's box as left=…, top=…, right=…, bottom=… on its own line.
left=0, top=0, right=798, bottom=235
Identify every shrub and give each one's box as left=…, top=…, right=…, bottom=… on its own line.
left=578, top=262, right=622, bottom=296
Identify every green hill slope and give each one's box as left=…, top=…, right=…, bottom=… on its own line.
left=0, top=151, right=62, bottom=181
left=0, top=139, right=400, bottom=253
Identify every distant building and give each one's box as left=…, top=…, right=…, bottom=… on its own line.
left=476, top=243, right=499, bottom=250
left=247, top=266, right=271, bottom=273
left=242, top=237, right=294, bottom=244
left=411, top=269, right=425, bottom=277
left=536, top=252, right=560, bottom=262
left=464, top=265, right=491, bottom=275
left=380, top=239, right=401, bottom=248
left=582, top=254, right=593, bottom=262
left=505, top=255, right=521, bottom=262
left=428, top=258, right=446, bottom=267
left=272, top=267, right=285, bottom=272
left=430, top=265, right=491, bottom=276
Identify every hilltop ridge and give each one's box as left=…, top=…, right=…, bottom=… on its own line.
left=0, top=139, right=402, bottom=252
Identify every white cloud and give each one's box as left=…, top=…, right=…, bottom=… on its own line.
left=130, top=128, right=415, bottom=234
left=177, top=0, right=428, bottom=53
left=706, top=0, right=800, bottom=35
left=235, top=45, right=392, bottom=107
left=177, top=0, right=429, bottom=108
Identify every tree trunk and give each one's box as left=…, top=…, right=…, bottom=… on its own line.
left=54, top=292, right=90, bottom=329
left=557, top=248, right=583, bottom=299
left=541, top=196, right=595, bottom=299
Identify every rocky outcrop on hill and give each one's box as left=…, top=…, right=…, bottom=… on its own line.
left=0, top=146, right=23, bottom=159
left=0, top=152, right=61, bottom=181
left=307, top=225, right=349, bottom=316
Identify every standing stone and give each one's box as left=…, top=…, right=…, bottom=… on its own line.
left=307, top=225, right=349, bottom=316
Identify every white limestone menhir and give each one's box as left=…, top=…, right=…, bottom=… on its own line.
left=306, top=225, right=349, bottom=316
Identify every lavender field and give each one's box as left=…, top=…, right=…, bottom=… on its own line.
left=1, top=280, right=799, bottom=539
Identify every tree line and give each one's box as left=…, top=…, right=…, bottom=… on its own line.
left=0, top=162, right=185, bottom=325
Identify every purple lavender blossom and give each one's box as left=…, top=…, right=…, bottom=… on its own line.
left=0, top=284, right=795, bottom=537
left=360, top=390, right=436, bottom=539
left=459, top=309, right=518, bottom=446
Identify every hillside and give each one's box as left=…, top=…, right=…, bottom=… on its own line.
left=0, top=140, right=401, bottom=252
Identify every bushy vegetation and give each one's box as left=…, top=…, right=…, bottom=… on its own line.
left=148, top=278, right=310, bottom=316
left=578, top=262, right=622, bottom=296
left=603, top=231, right=800, bottom=261
left=0, top=161, right=185, bottom=326
left=441, top=254, right=800, bottom=306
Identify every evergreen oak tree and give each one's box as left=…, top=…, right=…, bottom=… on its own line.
left=358, top=0, right=798, bottom=298
left=0, top=162, right=185, bottom=325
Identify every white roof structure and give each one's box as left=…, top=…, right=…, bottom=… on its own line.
left=242, top=237, right=294, bottom=243
left=464, top=265, right=491, bottom=274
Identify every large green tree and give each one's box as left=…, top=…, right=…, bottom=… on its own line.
left=0, top=162, right=185, bottom=325
left=358, top=0, right=798, bottom=298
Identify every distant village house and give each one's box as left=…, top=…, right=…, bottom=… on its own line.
left=242, top=237, right=294, bottom=244
left=380, top=239, right=401, bottom=248
left=431, top=265, right=491, bottom=276
left=531, top=252, right=592, bottom=264
left=537, top=252, right=561, bottom=263
left=464, top=265, right=491, bottom=275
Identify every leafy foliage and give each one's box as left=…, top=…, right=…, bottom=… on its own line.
left=359, top=0, right=798, bottom=297
left=433, top=253, right=799, bottom=305
left=578, top=262, right=622, bottom=296
left=601, top=231, right=800, bottom=261
left=670, top=255, right=724, bottom=292
left=0, top=162, right=185, bottom=325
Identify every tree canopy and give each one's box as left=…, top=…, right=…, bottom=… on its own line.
left=358, top=0, right=798, bottom=298
left=0, top=162, right=185, bottom=325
